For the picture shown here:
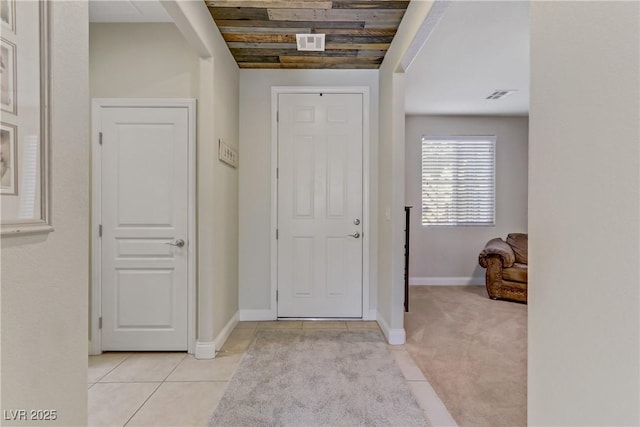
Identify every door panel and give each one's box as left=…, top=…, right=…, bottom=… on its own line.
left=327, top=134, right=348, bottom=217
left=292, top=237, right=314, bottom=297
left=101, top=106, right=189, bottom=351
left=116, top=125, right=175, bottom=226
left=277, top=93, right=363, bottom=318
left=293, top=135, right=315, bottom=218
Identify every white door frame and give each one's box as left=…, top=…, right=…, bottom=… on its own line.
left=90, top=98, right=197, bottom=355
left=270, top=86, right=373, bottom=320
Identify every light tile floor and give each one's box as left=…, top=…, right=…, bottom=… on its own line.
left=88, top=321, right=456, bottom=427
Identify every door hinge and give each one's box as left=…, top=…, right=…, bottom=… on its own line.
left=99, top=224, right=102, bottom=237
left=276, top=229, right=278, bottom=240
left=276, top=168, right=279, bottom=179
left=99, top=132, right=103, bottom=145
left=276, top=111, right=279, bottom=122
left=276, top=290, right=279, bottom=302
left=98, top=317, right=102, bottom=329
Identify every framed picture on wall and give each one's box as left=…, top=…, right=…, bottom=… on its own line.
left=0, top=0, right=15, bottom=34
left=1, top=1, right=51, bottom=235
left=0, top=121, right=17, bottom=195
left=1, top=37, right=16, bottom=114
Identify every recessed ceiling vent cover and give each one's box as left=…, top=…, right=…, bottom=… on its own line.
left=486, top=90, right=517, bottom=100
left=296, top=34, right=325, bottom=51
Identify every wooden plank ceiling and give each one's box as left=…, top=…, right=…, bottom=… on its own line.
left=205, top=0, right=410, bottom=69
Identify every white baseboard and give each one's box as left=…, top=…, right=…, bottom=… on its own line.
left=196, top=311, right=240, bottom=360
left=409, top=277, right=484, bottom=286
left=88, top=340, right=100, bottom=356
left=214, top=311, right=240, bottom=351
left=376, top=311, right=406, bottom=345
left=195, top=341, right=215, bottom=359
left=239, top=309, right=275, bottom=321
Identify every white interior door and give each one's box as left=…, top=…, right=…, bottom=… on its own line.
left=277, top=93, right=363, bottom=318
left=99, top=105, right=190, bottom=351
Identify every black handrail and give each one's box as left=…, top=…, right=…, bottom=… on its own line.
left=404, top=206, right=412, bottom=312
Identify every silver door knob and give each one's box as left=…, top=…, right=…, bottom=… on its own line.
left=348, top=232, right=360, bottom=239
left=165, top=239, right=185, bottom=248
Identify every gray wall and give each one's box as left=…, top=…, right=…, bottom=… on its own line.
left=529, top=2, right=639, bottom=424
left=405, top=115, right=528, bottom=283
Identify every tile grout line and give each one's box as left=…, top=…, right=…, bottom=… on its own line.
left=160, top=353, right=189, bottom=383
left=95, top=380, right=176, bottom=384
left=93, top=353, right=134, bottom=384
left=122, top=353, right=187, bottom=427
left=122, top=381, right=163, bottom=427
left=163, top=379, right=232, bottom=383
left=393, top=351, right=458, bottom=427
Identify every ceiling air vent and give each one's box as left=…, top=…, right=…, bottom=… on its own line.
left=486, top=90, right=517, bottom=100
left=296, top=34, right=325, bottom=52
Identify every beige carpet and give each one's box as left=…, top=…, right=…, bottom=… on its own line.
left=209, top=329, right=429, bottom=426
left=405, top=286, right=527, bottom=427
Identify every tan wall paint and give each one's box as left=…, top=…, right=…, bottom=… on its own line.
left=162, top=0, right=240, bottom=347
left=210, top=36, right=240, bottom=339
left=90, top=24, right=199, bottom=99
left=529, top=2, right=639, bottom=424
left=378, top=1, right=435, bottom=334
left=405, top=115, right=528, bottom=282
left=1, top=1, right=89, bottom=424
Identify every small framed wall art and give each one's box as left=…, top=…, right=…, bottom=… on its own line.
left=0, top=121, right=17, bottom=195
left=1, top=1, right=51, bottom=235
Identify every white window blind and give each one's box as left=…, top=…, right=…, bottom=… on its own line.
left=421, top=136, right=495, bottom=226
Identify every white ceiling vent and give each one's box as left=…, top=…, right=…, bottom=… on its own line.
left=296, top=34, right=325, bottom=52
left=486, top=90, right=517, bottom=100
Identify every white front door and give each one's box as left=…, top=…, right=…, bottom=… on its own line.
left=99, top=105, right=191, bottom=351
left=277, top=93, right=363, bottom=318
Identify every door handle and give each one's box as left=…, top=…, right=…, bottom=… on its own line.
left=348, top=232, right=360, bottom=239
left=165, top=239, right=185, bottom=248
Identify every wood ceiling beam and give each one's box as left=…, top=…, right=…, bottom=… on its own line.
left=331, top=1, right=410, bottom=9
left=356, top=49, right=388, bottom=57
left=225, top=33, right=394, bottom=44
left=226, top=42, right=298, bottom=49
left=279, top=55, right=382, bottom=64
left=266, top=8, right=405, bottom=22
left=219, top=26, right=312, bottom=34
left=364, top=21, right=403, bottom=29
left=213, top=19, right=366, bottom=29
left=230, top=48, right=358, bottom=57
left=325, top=43, right=391, bottom=50
left=233, top=55, right=281, bottom=63
left=312, top=28, right=397, bottom=36
left=209, top=8, right=270, bottom=20
left=326, top=35, right=394, bottom=43
left=206, top=0, right=332, bottom=9
left=223, top=33, right=297, bottom=43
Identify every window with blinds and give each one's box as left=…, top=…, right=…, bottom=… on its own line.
left=421, top=136, right=496, bottom=226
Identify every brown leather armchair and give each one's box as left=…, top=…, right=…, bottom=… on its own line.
left=478, top=233, right=528, bottom=303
